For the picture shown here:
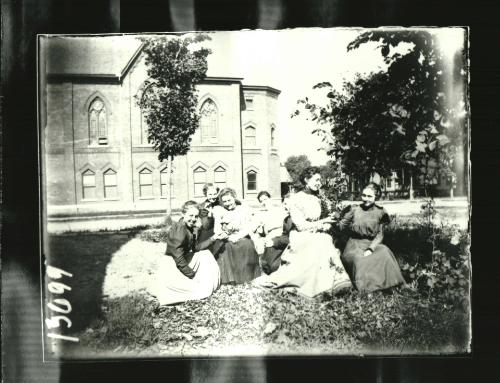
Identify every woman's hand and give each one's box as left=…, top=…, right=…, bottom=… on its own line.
left=363, top=249, right=373, bottom=257
left=228, top=234, right=240, bottom=243
left=264, top=238, right=274, bottom=248
left=212, top=232, right=228, bottom=241
left=321, top=223, right=332, bottom=232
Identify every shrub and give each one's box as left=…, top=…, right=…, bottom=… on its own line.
left=138, top=228, right=169, bottom=243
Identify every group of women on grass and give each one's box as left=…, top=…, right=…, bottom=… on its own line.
left=148, top=166, right=405, bottom=305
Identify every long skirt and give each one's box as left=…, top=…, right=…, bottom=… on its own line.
left=148, top=250, right=220, bottom=305
left=260, top=246, right=285, bottom=275
left=256, top=231, right=352, bottom=298
left=341, top=238, right=405, bottom=292
left=216, top=237, right=261, bottom=284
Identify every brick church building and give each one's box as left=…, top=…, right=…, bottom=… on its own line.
left=41, top=36, right=281, bottom=217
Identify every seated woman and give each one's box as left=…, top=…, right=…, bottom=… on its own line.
left=213, top=188, right=262, bottom=284
left=254, top=167, right=352, bottom=297
left=197, top=183, right=221, bottom=249
left=257, top=192, right=294, bottom=275
left=252, top=191, right=288, bottom=255
left=334, top=182, right=405, bottom=293
left=148, top=201, right=227, bottom=305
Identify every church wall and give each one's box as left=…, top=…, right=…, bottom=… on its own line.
left=44, top=54, right=280, bottom=216
left=45, top=82, right=76, bottom=207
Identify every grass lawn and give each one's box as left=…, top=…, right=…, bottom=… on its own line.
left=45, top=213, right=470, bottom=358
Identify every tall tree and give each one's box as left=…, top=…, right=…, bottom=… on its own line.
left=137, top=34, right=211, bottom=213
left=295, top=30, right=467, bottom=197
left=284, top=154, right=312, bottom=189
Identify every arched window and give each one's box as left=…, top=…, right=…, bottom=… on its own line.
left=140, top=86, right=154, bottom=145
left=200, top=99, right=218, bottom=143
left=247, top=170, right=257, bottom=191
left=270, top=125, right=276, bottom=147
left=103, top=169, right=118, bottom=199
left=139, top=168, right=153, bottom=198
left=88, top=97, right=107, bottom=145
left=193, top=166, right=207, bottom=197
left=244, top=126, right=256, bottom=146
left=214, top=166, right=227, bottom=189
left=160, top=167, right=169, bottom=197
left=82, top=169, right=96, bottom=199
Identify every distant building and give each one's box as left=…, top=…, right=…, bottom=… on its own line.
left=41, top=37, right=281, bottom=217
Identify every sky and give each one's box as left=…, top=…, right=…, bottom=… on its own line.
left=199, top=28, right=465, bottom=165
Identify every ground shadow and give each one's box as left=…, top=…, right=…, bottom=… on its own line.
left=45, top=231, right=139, bottom=333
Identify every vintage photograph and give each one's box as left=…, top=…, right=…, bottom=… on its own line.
left=39, top=27, right=470, bottom=359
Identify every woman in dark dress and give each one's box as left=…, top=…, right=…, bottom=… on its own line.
left=259, top=193, right=295, bottom=275
left=197, top=183, right=220, bottom=244
left=213, top=188, right=261, bottom=284
left=335, top=183, right=405, bottom=292
left=148, top=200, right=227, bottom=305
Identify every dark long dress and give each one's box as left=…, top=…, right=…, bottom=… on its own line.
left=213, top=204, right=261, bottom=284
left=197, top=199, right=224, bottom=255
left=336, top=204, right=405, bottom=292
left=260, top=215, right=294, bottom=275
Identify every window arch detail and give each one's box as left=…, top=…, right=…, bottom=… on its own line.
left=160, top=167, right=169, bottom=198
left=139, top=85, right=155, bottom=145
left=246, top=169, right=257, bottom=191
left=213, top=166, right=227, bottom=190
left=270, top=124, right=276, bottom=147
left=82, top=169, right=96, bottom=200
left=199, top=98, right=218, bottom=143
left=88, top=97, right=108, bottom=145
left=193, top=166, right=207, bottom=197
left=103, top=168, right=118, bottom=199
left=244, top=126, right=256, bottom=146
left=139, top=168, right=154, bottom=198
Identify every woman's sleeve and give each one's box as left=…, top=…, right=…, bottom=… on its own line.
left=166, top=225, right=195, bottom=279
left=212, top=206, right=224, bottom=234
left=335, top=205, right=354, bottom=232
left=368, top=209, right=390, bottom=251
left=233, top=205, right=253, bottom=240
left=288, top=196, right=320, bottom=232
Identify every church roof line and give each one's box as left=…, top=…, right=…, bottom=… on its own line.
left=242, top=85, right=281, bottom=96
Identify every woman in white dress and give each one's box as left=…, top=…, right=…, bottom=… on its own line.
left=148, top=201, right=227, bottom=305
left=254, top=167, right=352, bottom=297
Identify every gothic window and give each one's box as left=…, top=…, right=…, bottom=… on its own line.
left=82, top=169, right=96, bottom=199
left=139, top=168, right=153, bottom=198
left=200, top=99, right=218, bottom=143
left=193, top=166, right=207, bottom=197
left=140, top=86, right=154, bottom=145
left=160, top=167, right=169, bottom=197
left=247, top=170, right=257, bottom=191
left=214, top=166, right=227, bottom=190
left=103, top=169, right=118, bottom=199
left=244, top=126, right=256, bottom=146
left=89, top=97, right=107, bottom=145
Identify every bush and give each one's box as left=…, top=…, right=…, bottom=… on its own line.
left=138, top=228, right=169, bottom=243
left=384, top=213, right=470, bottom=306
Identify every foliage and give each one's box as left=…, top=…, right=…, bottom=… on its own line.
left=318, top=159, right=348, bottom=201
left=82, top=294, right=162, bottom=348
left=138, top=227, right=169, bottom=243
left=284, top=154, right=312, bottom=189
left=138, top=34, right=211, bottom=162
left=294, top=30, right=467, bottom=196
left=73, top=210, right=470, bottom=355
left=137, top=34, right=211, bottom=211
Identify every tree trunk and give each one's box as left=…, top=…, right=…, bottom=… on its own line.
left=168, top=155, right=173, bottom=214
left=410, top=172, right=414, bottom=200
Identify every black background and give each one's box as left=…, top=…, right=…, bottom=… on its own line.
left=1, top=0, right=497, bottom=382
